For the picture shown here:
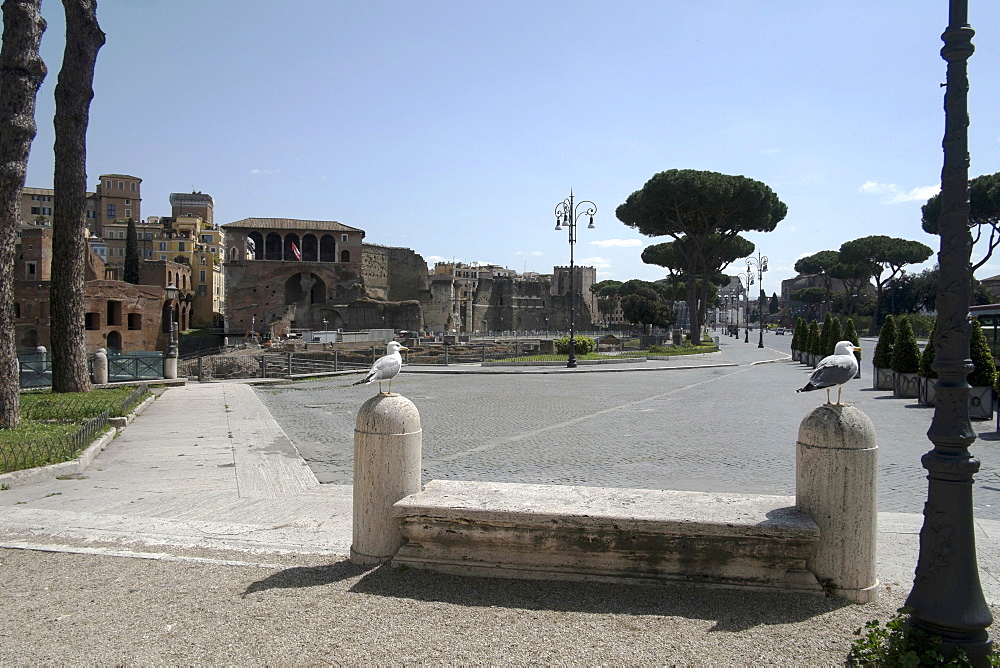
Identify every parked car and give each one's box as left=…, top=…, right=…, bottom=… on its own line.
left=775, top=327, right=786, bottom=335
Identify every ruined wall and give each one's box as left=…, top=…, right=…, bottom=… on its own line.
left=362, top=243, right=428, bottom=302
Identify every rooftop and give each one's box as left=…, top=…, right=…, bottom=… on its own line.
left=223, top=218, right=364, bottom=234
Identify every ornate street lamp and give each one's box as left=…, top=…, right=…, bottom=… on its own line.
left=905, top=2, right=993, bottom=661
left=164, top=282, right=178, bottom=359
left=742, top=267, right=755, bottom=343
left=554, top=191, right=596, bottom=368
left=747, top=252, right=768, bottom=348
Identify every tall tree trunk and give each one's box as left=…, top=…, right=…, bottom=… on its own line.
left=686, top=256, right=700, bottom=344
left=0, top=0, right=46, bottom=428
left=50, top=0, right=103, bottom=393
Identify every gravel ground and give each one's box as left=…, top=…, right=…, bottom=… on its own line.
left=2, top=546, right=969, bottom=665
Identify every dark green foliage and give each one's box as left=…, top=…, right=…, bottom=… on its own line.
left=123, top=218, right=140, bottom=284
left=792, top=317, right=807, bottom=351
left=919, top=322, right=937, bottom=379
left=872, top=315, right=896, bottom=369
left=554, top=336, right=595, bottom=356
left=807, top=321, right=820, bottom=356
left=969, top=319, right=997, bottom=387
left=847, top=607, right=988, bottom=666
left=891, top=316, right=920, bottom=374
left=769, top=292, right=779, bottom=315
left=844, top=318, right=861, bottom=365
left=820, top=313, right=835, bottom=357
left=826, top=317, right=843, bottom=357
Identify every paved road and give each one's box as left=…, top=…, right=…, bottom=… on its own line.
left=256, top=331, right=1000, bottom=521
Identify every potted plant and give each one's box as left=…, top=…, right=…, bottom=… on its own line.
left=807, top=320, right=820, bottom=367
left=825, top=316, right=843, bottom=357
left=844, top=317, right=861, bottom=379
left=791, top=317, right=806, bottom=362
left=968, top=318, right=996, bottom=420
left=917, top=323, right=936, bottom=406
left=891, top=316, right=920, bottom=399
left=872, top=315, right=896, bottom=390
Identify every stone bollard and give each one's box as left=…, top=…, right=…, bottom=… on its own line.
left=796, top=404, right=879, bottom=603
left=351, top=393, right=422, bottom=566
left=92, top=348, right=109, bottom=385
left=163, top=354, right=178, bottom=380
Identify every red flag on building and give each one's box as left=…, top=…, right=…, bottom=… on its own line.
left=291, top=242, right=302, bottom=260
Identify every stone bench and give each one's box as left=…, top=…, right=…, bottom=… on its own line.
left=392, top=480, right=823, bottom=593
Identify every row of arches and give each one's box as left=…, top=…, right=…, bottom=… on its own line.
left=244, top=231, right=351, bottom=263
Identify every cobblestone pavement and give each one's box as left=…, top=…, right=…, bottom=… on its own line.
left=256, top=332, right=1000, bottom=521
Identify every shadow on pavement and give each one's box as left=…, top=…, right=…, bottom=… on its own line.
left=338, top=561, right=850, bottom=631
left=243, top=560, right=374, bottom=597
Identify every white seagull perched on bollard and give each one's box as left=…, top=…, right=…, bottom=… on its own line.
left=797, top=340, right=862, bottom=405
left=354, top=341, right=408, bottom=394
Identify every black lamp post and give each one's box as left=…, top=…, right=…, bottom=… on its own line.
left=554, top=191, right=596, bottom=369
left=747, top=253, right=768, bottom=348
left=904, top=1, right=993, bottom=662
left=164, top=282, right=178, bottom=358
left=742, top=268, right=755, bottom=343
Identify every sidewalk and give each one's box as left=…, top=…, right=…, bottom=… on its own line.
left=0, top=342, right=997, bottom=663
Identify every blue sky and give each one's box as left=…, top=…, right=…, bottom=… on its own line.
left=22, top=1, right=1000, bottom=294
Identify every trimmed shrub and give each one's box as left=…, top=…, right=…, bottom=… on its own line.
left=969, top=319, right=997, bottom=387
left=820, top=313, right=835, bottom=358
left=791, top=317, right=805, bottom=352
left=807, top=321, right=820, bottom=356
left=872, top=315, right=896, bottom=369
left=826, top=317, right=843, bottom=357
left=555, top=336, right=595, bottom=356
left=918, top=322, right=936, bottom=379
left=844, top=317, right=861, bottom=366
left=891, top=316, right=921, bottom=374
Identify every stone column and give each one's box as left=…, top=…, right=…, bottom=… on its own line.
left=92, top=348, right=108, bottom=385
left=351, top=394, right=422, bottom=565
left=796, top=404, right=879, bottom=603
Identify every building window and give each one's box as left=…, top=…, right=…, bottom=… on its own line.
left=125, top=199, right=131, bottom=205
left=117, top=181, right=123, bottom=189
left=125, top=209, right=131, bottom=218
left=86, top=210, right=95, bottom=218
left=198, top=285, right=207, bottom=297
left=178, top=242, right=185, bottom=252
left=128, top=313, right=142, bottom=330
left=200, top=234, right=212, bottom=243
left=26, top=262, right=36, bottom=277
left=107, top=204, right=116, bottom=218
left=105, top=180, right=111, bottom=189
left=199, top=270, right=206, bottom=282
left=200, top=256, right=207, bottom=265
left=341, top=234, right=348, bottom=242
left=130, top=182, right=136, bottom=191
left=85, top=312, right=100, bottom=330
left=14, top=303, right=20, bottom=318
left=145, top=249, right=152, bottom=257
left=160, top=254, right=167, bottom=260
left=159, top=242, right=166, bottom=251
left=30, top=207, right=40, bottom=215
left=209, top=246, right=216, bottom=253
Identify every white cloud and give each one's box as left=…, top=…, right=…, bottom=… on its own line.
left=588, top=238, right=643, bottom=248
left=250, top=168, right=281, bottom=175
left=514, top=250, right=544, bottom=256
left=859, top=181, right=939, bottom=204
left=580, top=256, right=612, bottom=269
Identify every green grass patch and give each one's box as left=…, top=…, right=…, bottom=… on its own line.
left=1, top=387, right=148, bottom=473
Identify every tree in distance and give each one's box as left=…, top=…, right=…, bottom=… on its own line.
left=922, top=172, right=1000, bottom=273
left=617, top=169, right=786, bottom=346
left=839, top=235, right=933, bottom=335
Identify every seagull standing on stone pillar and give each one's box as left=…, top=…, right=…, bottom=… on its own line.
left=354, top=341, right=408, bottom=394
left=797, top=340, right=862, bottom=405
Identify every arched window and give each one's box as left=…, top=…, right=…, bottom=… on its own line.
left=248, top=231, right=264, bottom=260
left=265, top=232, right=282, bottom=260
left=340, top=249, right=350, bottom=263
left=319, top=235, right=336, bottom=262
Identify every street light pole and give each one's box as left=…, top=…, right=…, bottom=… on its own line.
left=904, top=2, right=993, bottom=661
left=742, top=267, right=755, bottom=343
left=747, top=252, right=768, bottom=348
left=554, top=191, right=596, bottom=369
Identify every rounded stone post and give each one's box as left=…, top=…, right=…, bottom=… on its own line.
left=796, top=404, right=879, bottom=602
left=163, top=355, right=178, bottom=379
left=92, top=348, right=109, bottom=385
left=351, top=394, right=422, bottom=565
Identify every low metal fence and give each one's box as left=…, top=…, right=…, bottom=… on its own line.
left=106, top=352, right=163, bottom=381
left=17, top=353, right=51, bottom=388
left=0, top=409, right=110, bottom=474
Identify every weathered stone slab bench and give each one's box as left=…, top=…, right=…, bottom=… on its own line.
left=392, top=480, right=823, bottom=593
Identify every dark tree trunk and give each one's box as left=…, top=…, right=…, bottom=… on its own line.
left=50, top=0, right=104, bottom=393
left=0, top=0, right=46, bottom=428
